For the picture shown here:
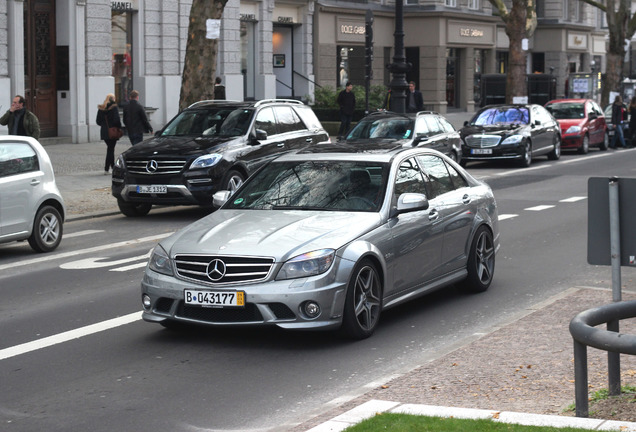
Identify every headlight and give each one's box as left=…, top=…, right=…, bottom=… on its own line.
left=565, top=125, right=581, bottom=134
left=501, top=135, right=524, bottom=144
left=277, top=249, right=335, bottom=280
left=148, top=245, right=173, bottom=276
left=190, top=153, right=223, bottom=170
left=115, top=155, right=125, bottom=168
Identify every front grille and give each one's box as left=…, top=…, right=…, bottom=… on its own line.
left=178, top=302, right=263, bottom=322
left=174, top=254, right=275, bottom=285
left=126, top=158, right=188, bottom=175
left=465, top=135, right=501, bottom=148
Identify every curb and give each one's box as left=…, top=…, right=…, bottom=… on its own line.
left=305, top=399, right=636, bottom=432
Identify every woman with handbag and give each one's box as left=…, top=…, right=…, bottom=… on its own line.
left=96, top=93, right=122, bottom=174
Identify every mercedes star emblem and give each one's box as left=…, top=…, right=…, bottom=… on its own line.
left=206, top=259, right=227, bottom=282
left=146, top=160, right=158, bottom=173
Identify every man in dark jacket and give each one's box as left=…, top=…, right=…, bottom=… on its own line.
left=214, top=77, right=226, bottom=100
left=406, top=81, right=424, bottom=113
left=123, top=90, right=153, bottom=145
left=0, top=95, right=40, bottom=139
left=337, top=82, right=356, bottom=140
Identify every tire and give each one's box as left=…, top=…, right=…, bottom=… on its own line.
left=519, top=141, right=532, bottom=167
left=340, top=259, right=383, bottom=340
left=118, top=199, right=152, bottom=217
left=223, top=169, right=245, bottom=195
left=547, top=135, right=561, bottom=160
left=599, top=132, right=609, bottom=151
left=578, top=134, right=589, bottom=154
left=28, top=205, right=63, bottom=253
left=460, top=226, right=495, bottom=293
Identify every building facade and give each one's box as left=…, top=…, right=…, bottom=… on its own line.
left=0, top=0, right=616, bottom=142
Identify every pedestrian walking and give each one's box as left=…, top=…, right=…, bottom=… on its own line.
left=214, top=77, right=226, bottom=100
left=123, top=90, right=153, bottom=146
left=610, top=95, right=627, bottom=149
left=337, top=82, right=356, bottom=140
left=628, top=96, right=636, bottom=147
left=406, top=81, right=424, bottom=113
left=96, top=93, right=122, bottom=174
left=0, top=95, right=41, bottom=139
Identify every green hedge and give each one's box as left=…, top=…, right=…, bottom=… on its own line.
left=311, top=84, right=389, bottom=122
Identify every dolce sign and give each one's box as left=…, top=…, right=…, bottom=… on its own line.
left=341, top=24, right=365, bottom=35
left=460, top=28, right=484, bottom=37
left=337, top=18, right=365, bottom=42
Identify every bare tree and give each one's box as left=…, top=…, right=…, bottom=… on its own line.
left=488, top=0, right=537, bottom=103
left=179, top=0, right=229, bottom=111
left=579, top=0, right=636, bottom=107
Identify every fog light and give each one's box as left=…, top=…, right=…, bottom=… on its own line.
left=303, top=301, right=321, bottom=319
left=142, top=294, right=152, bottom=310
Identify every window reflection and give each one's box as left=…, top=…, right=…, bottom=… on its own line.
left=112, top=11, right=132, bottom=105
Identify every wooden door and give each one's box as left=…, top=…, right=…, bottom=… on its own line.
left=24, top=0, right=57, bottom=137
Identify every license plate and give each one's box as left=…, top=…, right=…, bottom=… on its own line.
left=184, top=290, right=245, bottom=308
left=136, top=185, right=167, bottom=194
left=471, top=148, right=492, bottom=155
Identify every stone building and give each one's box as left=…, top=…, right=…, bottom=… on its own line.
left=0, top=0, right=618, bottom=142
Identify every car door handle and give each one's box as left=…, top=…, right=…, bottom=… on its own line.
left=276, top=142, right=285, bottom=147
left=30, top=179, right=41, bottom=186
left=462, top=194, right=471, bottom=204
left=428, top=209, right=439, bottom=220
left=305, top=138, right=313, bottom=143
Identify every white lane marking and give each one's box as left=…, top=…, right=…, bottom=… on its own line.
left=495, top=165, right=548, bottom=177
left=0, top=233, right=173, bottom=272
left=111, top=262, right=148, bottom=272
left=525, top=205, right=555, bottom=211
left=0, top=312, right=141, bottom=361
left=60, top=250, right=151, bottom=270
left=498, top=214, right=518, bottom=221
left=560, top=196, right=587, bottom=203
left=64, top=230, right=104, bottom=239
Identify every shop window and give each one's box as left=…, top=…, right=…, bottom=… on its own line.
left=496, top=51, right=508, bottom=74
left=532, top=53, right=545, bottom=73
left=111, top=10, right=133, bottom=105
left=337, top=46, right=365, bottom=88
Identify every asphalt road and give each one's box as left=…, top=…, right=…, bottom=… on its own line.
left=1, top=147, right=636, bottom=431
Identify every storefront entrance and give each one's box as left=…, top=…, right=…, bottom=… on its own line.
left=24, top=0, right=57, bottom=137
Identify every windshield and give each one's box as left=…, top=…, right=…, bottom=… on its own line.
left=224, top=160, right=388, bottom=212
left=471, top=107, right=529, bottom=126
left=160, top=108, right=254, bottom=137
left=346, top=117, right=413, bottom=140
left=545, top=103, right=585, bottom=120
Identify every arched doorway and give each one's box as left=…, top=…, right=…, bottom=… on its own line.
left=24, top=0, right=57, bottom=137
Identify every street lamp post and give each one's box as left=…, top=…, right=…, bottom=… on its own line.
left=387, top=0, right=410, bottom=114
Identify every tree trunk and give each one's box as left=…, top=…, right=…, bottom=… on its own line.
left=179, top=0, right=228, bottom=111
left=505, top=0, right=528, bottom=103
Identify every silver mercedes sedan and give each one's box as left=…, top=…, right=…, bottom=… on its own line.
left=141, top=144, right=499, bottom=339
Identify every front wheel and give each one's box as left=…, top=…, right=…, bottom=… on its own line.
left=28, top=205, right=63, bottom=252
left=222, top=170, right=245, bottom=195
left=519, top=141, right=532, bottom=167
left=340, top=259, right=383, bottom=339
left=578, top=134, right=589, bottom=154
left=460, top=226, right=495, bottom=293
left=118, top=199, right=152, bottom=217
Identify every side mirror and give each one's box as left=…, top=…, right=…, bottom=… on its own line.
left=464, top=121, right=469, bottom=126
left=534, top=120, right=541, bottom=126
left=390, top=193, right=429, bottom=217
left=254, top=129, right=268, bottom=141
left=213, top=190, right=232, bottom=207
left=588, top=112, right=597, bottom=119
left=154, top=130, right=162, bottom=137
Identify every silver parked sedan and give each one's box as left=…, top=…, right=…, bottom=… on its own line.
left=141, top=144, right=499, bottom=339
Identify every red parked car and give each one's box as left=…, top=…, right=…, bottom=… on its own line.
left=545, top=99, right=608, bottom=154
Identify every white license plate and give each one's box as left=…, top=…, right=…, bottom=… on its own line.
left=184, top=290, right=245, bottom=308
left=136, top=185, right=167, bottom=194
left=471, top=148, right=493, bottom=155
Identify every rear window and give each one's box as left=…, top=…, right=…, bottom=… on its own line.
left=294, top=105, right=324, bottom=130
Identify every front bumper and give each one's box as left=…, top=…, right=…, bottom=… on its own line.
left=461, top=143, right=524, bottom=162
left=141, top=257, right=355, bottom=331
left=112, top=173, right=223, bottom=206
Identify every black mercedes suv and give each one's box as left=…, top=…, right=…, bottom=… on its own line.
left=111, top=99, right=330, bottom=216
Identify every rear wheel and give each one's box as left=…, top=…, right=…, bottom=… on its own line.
left=118, top=199, right=152, bottom=217
left=578, top=134, right=589, bottom=154
left=28, top=205, right=63, bottom=252
left=547, top=135, right=561, bottom=160
left=599, top=132, right=609, bottom=151
left=340, top=259, right=382, bottom=339
left=460, top=226, right=495, bottom=293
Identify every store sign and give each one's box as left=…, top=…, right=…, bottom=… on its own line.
left=111, top=0, right=137, bottom=11
left=447, top=21, right=494, bottom=45
left=337, top=18, right=365, bottom=42
left=278, top=16, right=294, bottom=24
left=273, top=6, right=298, bottom=25
left=240, top=14, right=257, bottom=21
left=568, top=32, right=588, bottom=50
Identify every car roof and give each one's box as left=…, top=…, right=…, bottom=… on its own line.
left=275, top=142, right=445, bottom=163
left=186, top=99, right=307, bottom=110
left=546, top=99, right=589, bottom=104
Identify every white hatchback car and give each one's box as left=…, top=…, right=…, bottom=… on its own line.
left=0, top=136, right=65, bottom=252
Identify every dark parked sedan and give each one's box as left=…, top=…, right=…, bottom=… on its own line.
left=459, top=104, right=561, bottom=167
left=343, top=111, right=462, bottom=162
